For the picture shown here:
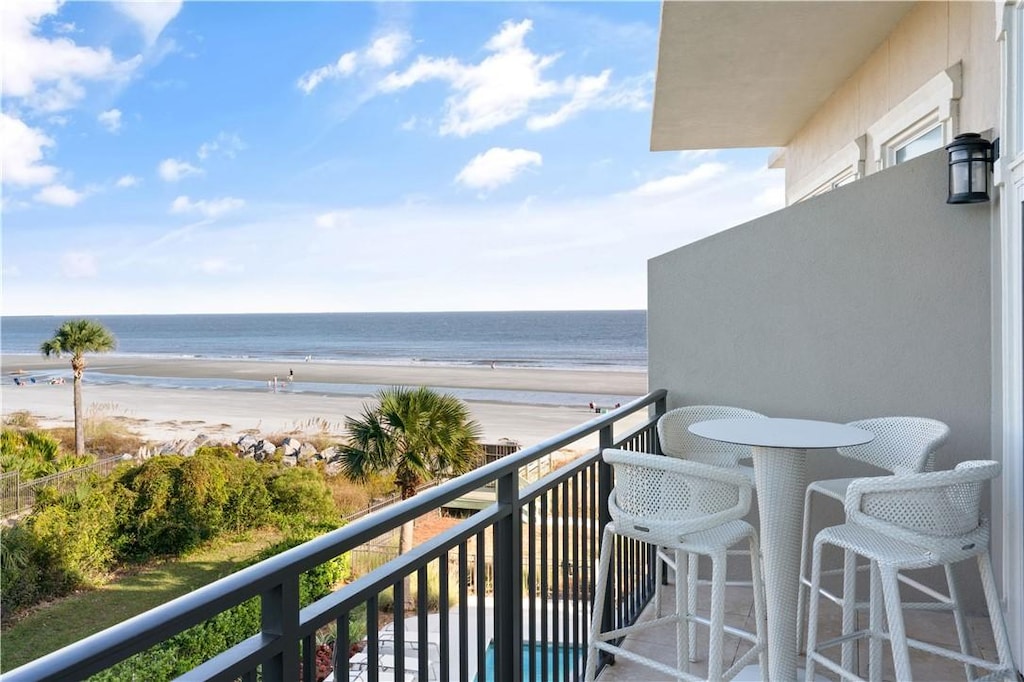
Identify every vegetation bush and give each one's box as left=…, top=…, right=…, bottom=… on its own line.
left=3, top=411, right=39, bottom=429
left=1, top=480, right=117, bottom=617
left=1, top=525, right=44, bottom=614
left=2, top=438, right=340, bottom=621
left=29, top=481, right=117, bottom=587
left=90, top=527, right=347, bottom=682
left=266, top=467, right=337, bottom=526
left=0, top=429, right=93, bottom=479
left=111, top=449, right=275, bottom=561
left=324, top=475, right=372, bottom=516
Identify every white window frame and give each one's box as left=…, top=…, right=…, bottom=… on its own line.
left=997, top=0, right=1024, bottom=670
left=867, top=63, right=962, bottom=170
left=789, top=137, right=866, bottom=204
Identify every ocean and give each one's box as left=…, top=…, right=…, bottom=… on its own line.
left=1, top=311, right=647, bottom=370
left=1, top=312, right=646, bottom=406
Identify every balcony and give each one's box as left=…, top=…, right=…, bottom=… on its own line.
left=4, top=388, right=1008, bottom=682
left=4, top=393, right=662, bottom=682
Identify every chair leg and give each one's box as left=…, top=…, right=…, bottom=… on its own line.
left=748, top=532, right=768, bottom=678
left=977, top=552, right=1018, bottom=679
left=688, top=552, right=699, bottom=663
left=585, top=525, right=615, bottom=682
left=944, top=563, right=974, bottom=681
left=804, top=536, right=825, bottom=682
left=841, top=548, right=856, bottom=673
left=708, top=550, right=726, bottom=682
left=655, top=546, right=665, bottom=618
left=879, top=565, right=913, bottom=682
left=677, top=549, right=691, bottom=673
left=868, top=561, right=882, bottom=682
left=796, top=486, right=816, bottom=653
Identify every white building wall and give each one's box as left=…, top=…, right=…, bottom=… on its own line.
left=785, top=1, right=1000, bottom=204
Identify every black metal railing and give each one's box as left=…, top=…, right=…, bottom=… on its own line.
left=4, top=390, right=667, bottom=682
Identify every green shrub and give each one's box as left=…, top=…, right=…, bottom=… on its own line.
left=3, top=447, right=340, bottom=621
left=111, top=451, right=274, bottom=561
left=1, top=480, right=117, bottom=617
left=266, top=467, right=337, bottom=525
left=91, top=526, right=346, bottom=681
left=28, top=480, right=116, bottom=587
left=1, top=525, right=42, bottom=615
left=0, top=429, right=92, bottom=479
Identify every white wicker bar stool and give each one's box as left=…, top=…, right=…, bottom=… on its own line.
left=584, top=449, right=766, bottom=682
left=795, top=417, right=950, bottom=663
left=805, top=460, right=1017, bottom=682
left=656, top=405, right=766, bottom=660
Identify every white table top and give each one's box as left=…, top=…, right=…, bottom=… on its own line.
left=689, top=417, right=874, bottom=449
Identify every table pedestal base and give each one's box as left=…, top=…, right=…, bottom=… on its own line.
left=751, top=445, right=807, bottom=682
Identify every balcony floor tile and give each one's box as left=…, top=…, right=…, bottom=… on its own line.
left=594, top=583, right=1001, bottom=681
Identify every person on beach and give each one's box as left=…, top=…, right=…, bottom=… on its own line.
left=289, top=368, right=294, bottom=381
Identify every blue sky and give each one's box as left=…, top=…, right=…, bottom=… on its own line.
left=2, top=1, right=783, bottom=316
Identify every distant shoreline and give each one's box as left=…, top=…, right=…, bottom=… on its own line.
left=1, top=355, right=647, bottom=395
left=1, top=354, right=649, bottom=448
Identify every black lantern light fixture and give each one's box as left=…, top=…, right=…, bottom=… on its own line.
left=945, top=133, right=994, bottom=204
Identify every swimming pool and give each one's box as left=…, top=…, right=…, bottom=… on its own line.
left=476, top=641, right=582, bottom=681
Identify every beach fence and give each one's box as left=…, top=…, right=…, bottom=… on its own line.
left=1, top=455, right=130, bottom=518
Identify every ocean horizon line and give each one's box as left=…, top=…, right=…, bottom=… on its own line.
left=1, top=308, right=647, bottom=320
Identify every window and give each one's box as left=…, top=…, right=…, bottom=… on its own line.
left=789, top=137, right=866, bottom=204
left=894, top=124, right=944, bottom=164
left=867, top=65, right=961, bottom=170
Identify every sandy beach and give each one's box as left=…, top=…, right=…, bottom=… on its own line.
left=0, top=355, right=649, bottom=449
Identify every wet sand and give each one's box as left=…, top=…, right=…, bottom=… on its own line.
left=1, top=355, right=649, bottom=449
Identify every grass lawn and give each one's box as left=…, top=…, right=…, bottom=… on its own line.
left=0, top=528, right=284, bottom=673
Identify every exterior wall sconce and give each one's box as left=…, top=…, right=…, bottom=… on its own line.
left=945, top=133, right=994, bottom=204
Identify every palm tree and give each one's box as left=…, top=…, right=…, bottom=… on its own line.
left=340, top=386, right=482, bottom=553
left=40, top=319, right=117, bottom=456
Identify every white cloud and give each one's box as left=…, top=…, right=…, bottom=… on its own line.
left=197, top=132, right=245, bottom=160
left=1, top=0, right=141, bottom=112
left=158, top=158, right=203, bottom=182
left=297, top=52, right=357, bottom=94
left=399, top=115, right=419, bottom=132
left=754, top=184, right=786, bottom=210
left=112, top=1, right=183, bottom=46
left=60, top=251, right=98, bottom=278
left=365, top=32, right=409, bottom=68
left=679, top=149, right=717, bottom=161
left=377, top=19, right=641, bottom=137
left=115, top=174, right=140, bottom=188
left=297, top=30, right=410, bottom=94
left=626, top=162, right=729, bottom=198
left=314, top=211, right=352, bottom=229
left=196, top=258, right=241, bottom=275
left=98, top=108, right=122, bottom=132
left=34, top=183, right=84, bottom=206
left=170, top=195, right=245, bottom=218
left=455, top=147, right=543, bottom=191
left=1, top=160, right=785, bottom=315
left=0, top=113, right=58, bottom=187
left=526, top=71, right=610, bottom=130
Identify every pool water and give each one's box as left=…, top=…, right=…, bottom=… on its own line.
left=476, top=641, right=582, bottom=681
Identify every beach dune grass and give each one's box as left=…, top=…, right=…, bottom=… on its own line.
left=0, top=529, right=284, bottom=672
left=45, top=404, right=144, bottom=457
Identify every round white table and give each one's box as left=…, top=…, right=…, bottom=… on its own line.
left=689, top=418, right=873, bottom=682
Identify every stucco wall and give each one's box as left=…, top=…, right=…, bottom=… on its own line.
left=785, top=1, right=999, bottom=201
left=648, top=148, right=992, bottom=592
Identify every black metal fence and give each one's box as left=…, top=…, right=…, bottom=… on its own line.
left=3, top=390, right=667, bottom=682
left=1, top=455, right=130, bottom=518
